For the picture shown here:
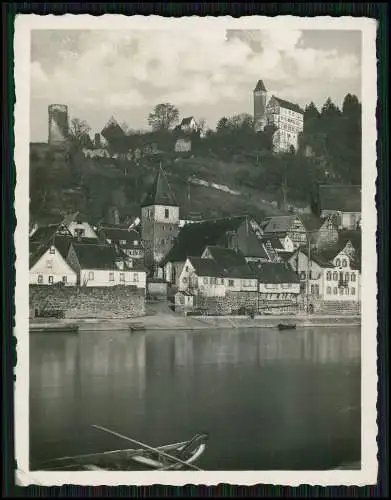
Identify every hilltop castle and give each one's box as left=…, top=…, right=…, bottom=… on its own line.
left=253, top=80, right=304, bottom=153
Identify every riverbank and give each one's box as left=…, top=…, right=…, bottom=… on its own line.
left=30, top=312, right=361, bottom=332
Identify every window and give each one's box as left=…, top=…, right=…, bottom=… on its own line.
left=300, top=271, right=306, bottom=280
left=88, top=271, right=94, bottom=280
left=346, top=288, right=350, bottom=295
left=120, top=240, right=126, bottom=245
left=49, top=247, right=55, bottom=254
left=326, top=271, right=332, bottom=281
left=333, top=287, right=338, bottom=295
left=120, top=273, right=125, bottom=282
left=336, top=258, right=341, bottom=267
left=48, top=276, right=54, bottom=284
left=185, top=266, right=189, bottom=272
left=333, top=272, right=338, bottom=281
left=342, top=259, right=347, bottom=268
left=311, top=285, right=315, bottom=294
left=46, top=260, right=53, bottom=269
left=62, top=276, right=67, bottom=284
left=220, top=279, right=224, bottom=285
left=345, top=273, right=350, bottom=282
left=38, top=275, right=43, bottom=284
left=351, top=273, right=356, bottom=282
left=164, top=209, right=169, bottom=219
left=109, top=272, right=114, bottom=281
left=351, top=287, right=356, bottom=295
left=228, top=279, right=234, bottom=287
left=327, top=286, right=331, bottom=294
left=134, top=240, right=139, bottom=246
left=339, top=288, right=344, bottom=295
left=203, top=278, right=208, bottom=285
left=134, top=273, right=139, bottom=282
left=210, top=278, right=217, bottom=285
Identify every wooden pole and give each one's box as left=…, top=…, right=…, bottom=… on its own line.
left=92, top=425, right=203, bottom=471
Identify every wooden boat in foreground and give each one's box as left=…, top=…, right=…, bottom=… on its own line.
left=33, top=425, right=208, bottom=471
left=277, top=323, right=296, bottom=331
left=30, top=324, right=79, bottom=334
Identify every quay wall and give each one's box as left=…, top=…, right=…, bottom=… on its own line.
left=29, top=284, right=145, bottom=319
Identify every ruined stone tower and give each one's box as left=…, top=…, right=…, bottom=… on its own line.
left=48, top=104, right=69, bottom=145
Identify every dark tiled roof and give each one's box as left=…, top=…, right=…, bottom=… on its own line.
left=188, top=257, right=226, bottom=277
left=248, top=262, right=300, bottom=284
left=254, top=80, right=267, bottom=92
left=161, top=216, right=249, bottom=264
left=264, top=237, right=284, bottom=250
left=272, top=96, right=304, bottom=114
left=278, top=251, right=296, bottom=262
left=141, top=166, right=178, bottom=208
left=101, top=117, right=126, bottom=141
left=318, top=185, right=361, bottom=212
left=99, top=226, right=142, bottom=246
left=262, top=215, right=298, bottom=234
left=337, top=229, right=362, bottom=252
left=30, top=225, right=58, bottom=244
left=204, top=246, right=248, bottom=268
left=72, top=243, right=121, bottom=270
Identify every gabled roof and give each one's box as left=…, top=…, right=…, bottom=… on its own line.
left=338, top=229, right=362, bottom=253
left=272, top=96, right=304, bottom=114
left=71, top=243, right=122, bottom=270
left=202, top=246, right=257, bottom=279
left=263, top=237, right=284, bottom=250
left=188, top=257, right=226, bottom=277
left=254, top=80, right=267, bottom=92
left=261, top=215, right=299, bottom=234
left=101, top=116, right=126, bottom=141
left=299, top=214, right=324, bottom=233
left=141, top=166, right=178, bottom=208
left=161, top=216, right=251, bottom=264
left=318, top=185, right=361, bottom=213
left=248, top=262, right=300, bottom=284
left=99, top=225, right=142, bottom=246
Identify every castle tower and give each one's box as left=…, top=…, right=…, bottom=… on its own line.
left=253, top=80, right=268, bottom=133
left=48, top=104, right=69, bottom=145
left=141, top=165, right=180, bottom=270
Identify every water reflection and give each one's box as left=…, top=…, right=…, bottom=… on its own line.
left=30, top=326, right=361, bottom=470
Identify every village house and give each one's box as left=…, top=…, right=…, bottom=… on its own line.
left=260, top=215, right=307, bottom=250
left=253, top=80, right=304, bottom=152
left=55, top=212, right=99, bottom=240
left=161, top=215, right=271, bottom=286
left=173, top=116, right=201, bottom=153
left=313, top=185, right=361, bottom=230
left=299, top=213, right=340, bottom=250
left=287, top=244, right=361, bottom=306
left=177, top=249, right=258, bottom=298
left=98, top=224, right=144, bottom=260
left=66, top=243, right=146, bottom=288
left=29, top=242, right=77, bottom=286
left=248, top=262, right=301, bottom=314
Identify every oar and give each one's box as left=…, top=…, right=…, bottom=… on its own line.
left=92, top=424, right=203, bottom=471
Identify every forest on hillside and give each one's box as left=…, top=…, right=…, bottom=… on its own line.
left=29, top=94, right=361, bottom=225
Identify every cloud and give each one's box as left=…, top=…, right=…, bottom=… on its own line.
left=30, top=28, right=361, bottom=136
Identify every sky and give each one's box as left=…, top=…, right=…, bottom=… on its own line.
left=30, top=28, right=362, bottom=142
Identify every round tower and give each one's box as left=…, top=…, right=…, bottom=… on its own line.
left=253, top=80, right=268, bottom=133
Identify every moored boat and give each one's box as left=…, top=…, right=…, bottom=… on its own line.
left=277, top=323, right=296, bottom=331
left=129, top=323, right=146, bottom=333
left=32, top=425, right=208, bottom=471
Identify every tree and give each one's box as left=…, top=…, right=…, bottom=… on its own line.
left=342, top=94, right=361, bottom=122
left=321, top=98, right=341, bottom=120
left=148, top=103, right=179, bottom=131
left=70, top=118, right=92, bottom=145
left=216, top=117, right=230, bottom=134
left=304, top=102, right=320, bottom=122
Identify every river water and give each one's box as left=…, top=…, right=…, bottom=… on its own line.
left=30, top=326, right=361, bottom=470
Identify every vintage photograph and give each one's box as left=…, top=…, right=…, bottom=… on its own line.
left=14, top=15, right=378, bottom=486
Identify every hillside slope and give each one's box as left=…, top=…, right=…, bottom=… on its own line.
left=29, top=145, right=309, bottom=226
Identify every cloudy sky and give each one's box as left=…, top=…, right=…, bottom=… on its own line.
left=30, top=28, right=361, bottom=142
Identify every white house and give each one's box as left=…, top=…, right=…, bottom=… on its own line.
left=67, top=243, right=146, bottom=288
left=289, top=246, right=361, bottom=303
left=30, top=244, right=77, bottom=286
left=317, top=185, right=361, bottom=231
left=175, top=138, right=192, bottom=153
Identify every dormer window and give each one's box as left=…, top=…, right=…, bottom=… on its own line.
left=49, top=247, right=55, bottom=254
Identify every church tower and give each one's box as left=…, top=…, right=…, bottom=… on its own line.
left=253, top=80, right=268, bottom=132
left=141, top=165, right=180, bottom=271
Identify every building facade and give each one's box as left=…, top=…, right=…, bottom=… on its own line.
left=30, top=244, right=77, bottom=286
left=253, top=80, right=304, bottom=152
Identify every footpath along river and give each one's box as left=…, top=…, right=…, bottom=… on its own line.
left=30, top=326, right=361, bottom=470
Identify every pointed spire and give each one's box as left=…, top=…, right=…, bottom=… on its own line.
left=254, top=80, right=267, bottom=92
left=141, top=164, right=178, bottom=208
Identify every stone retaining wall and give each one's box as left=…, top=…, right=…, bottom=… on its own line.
left=29, top=284, right=145, bottom=319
